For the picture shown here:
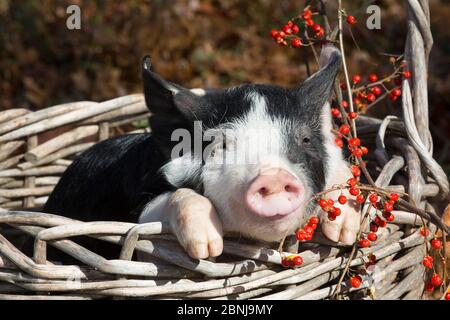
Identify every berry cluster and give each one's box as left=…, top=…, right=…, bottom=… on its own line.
left=338, top=62, right=412, bottom=116
left=349, top=254, right=376, bottom=289
left=296, top=216, right=320, bottom=241
left=281, top=254, right=304, bottom=267
left=358, top=193, right=399, bottom=248
left=318, top=198, right=341, bottom=221
left=281, top=216, right=320, bottom=269
left=269, top=8, right=328, bottom=48
left=421, top=229, right=446, bottom=294
left=333, top=122, right=369, bottom=159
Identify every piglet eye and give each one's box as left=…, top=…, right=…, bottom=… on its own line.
left=303, top=137, right=311, bottom=143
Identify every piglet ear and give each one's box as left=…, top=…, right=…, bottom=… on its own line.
left=296, top=45, right=342, bottom=108
left=142, top=55, right=203, bottom=120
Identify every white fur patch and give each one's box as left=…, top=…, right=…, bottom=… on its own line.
left=138, top=192, right=172, bottom=223
left=190, top=88, right=206, bottom=96
left=161, top=152, right=202, bottom=188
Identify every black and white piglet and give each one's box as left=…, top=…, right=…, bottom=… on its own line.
left=44, top=45, right=360, bottom=259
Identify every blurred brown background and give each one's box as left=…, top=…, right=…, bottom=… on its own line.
left=0, top=0, right=449, bottom=175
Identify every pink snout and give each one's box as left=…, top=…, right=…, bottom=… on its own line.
left=245, top=168, right=303, bottom=218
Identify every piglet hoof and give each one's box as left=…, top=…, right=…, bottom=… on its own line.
left=168, top=189, right=223, bottom=260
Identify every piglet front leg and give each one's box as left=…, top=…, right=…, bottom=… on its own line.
left=321, top=164, right=361, bottom=245
left=139, top=188, right=223, bottom=259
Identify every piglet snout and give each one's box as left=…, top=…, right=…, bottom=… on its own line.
left=245, top=168, right=303, bottom=218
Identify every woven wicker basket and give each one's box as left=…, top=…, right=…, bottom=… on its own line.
left=0, top=1, right=448, bottom=300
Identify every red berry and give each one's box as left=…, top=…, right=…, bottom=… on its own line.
left=309, top=223, right=317, bottom=230
left=287, top=20, right=294, bottom=27
left=293, top=255, right=303, bottom=266
left=390, top=193, right=399, bottom=202
left=386, top=213, right=395, bottom=222
left=315, top=27, right=325, bottom=37
left=374, top=216, right=387, bottom=228
left=350, top=275, right=362, bottom=288
left=328, top=212, right=337, bottom=221
left=352, top=75, right=361, bottom=84
left=445, top=292, right=450, bottom=300
left=304, top=232, right=313, bottom=241
left=365, top=254, right=376, bottom=268
left=425, top=282, right=434, bottom=292
left=361, top=146, right=369, bottom=155
left=340, top=83, right=347, bottom=90
left=356, top=194, right=365, bottom=204
left=370, top=222, right=378, bottom=233
left=431, top=239, right=442, bottom=250
left=309, top=216, right=320, bottom=225
left=371, top=86, right=382, bottom=95
left=339, top=124, right=350, bottom=135
left=384, top=202, right=394, bottom=212
left=302, top=9, right=312, bottom=20
left=366, top=93, right=376, bottom=103
left=318, top=199, right=328, bottom=208
left=292, top=24, right=300, bottom=34
left=331, top=108, right=341, bottom=117
left=352, top=148, right=363, bottom=158
left=291, top=38, right=302, bottom=48
left=296, top=229, right=306, bottom=241
left=327, top=199, right=335, bottom=206
left=306, top=19, right=315, bottom=27
left=420, top=227, right=429, bottom=237
left=346, top=15, right=357, bottom=25
left=358, top=238, right=371, bottom=248
left=393, top=88, right=401, bottom=97
left=368, top=74, right=378, bottom=83
left=389, top=91, right=399, bottom=101
left=332, top=207, right=341, bottom=217
left=368, top=232, right=378, bottom=242
left=349, top=187, right=360, bottom=196
left=351, top=165, right=361, bottom=177
left=402, top=71, right=411, bottom=79
left=422, top=255, right=433, bottom=269
left=431, top=273, right=443, bottom=287
left=281, top=257, right=289, bottom=266
left=347, top=178, right=357, bottom=187
left=270, top=29, right=279, bottom=38
left=338, top=195, right=347, bottom=205
left=282, top=25, right=292, bottom=34
left=312, top=24, right=321, bottom=33
left=348, top=112, right=358, bottom=120
left=335, top=138, right=344, bottom=148
left=304, top=225, right=314, bottom=234
left=341, top=100, right=349, bottom=108
left=374, top=202, right=383, bottom=210
left=348, top=138, right=361, bottom=148
left=369, top=193, right=378, bottom=203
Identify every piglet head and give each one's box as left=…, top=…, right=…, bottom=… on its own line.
left=143, top=46, right=342, bottom=243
